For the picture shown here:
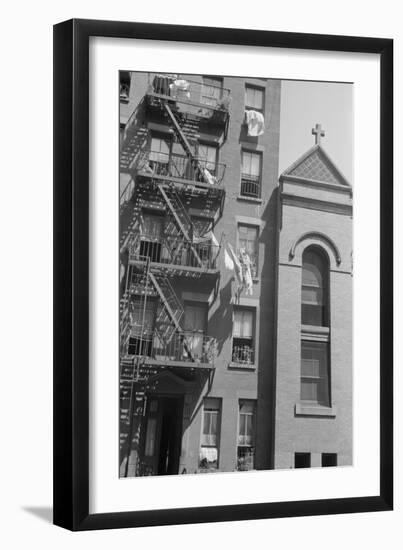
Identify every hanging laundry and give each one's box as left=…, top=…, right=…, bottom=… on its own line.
left=224, top=248, right=234, bottom=271
left=245, top=109, right=265, bottom=137
left=239, top=248, right=253, bottom=296
left=169, top=79, right=191, bottom=100
left=202, top=168, right=217, bottom=186
left=227, top=243, right=243, bottom=285
left=210, top=232, right=219, bottom=247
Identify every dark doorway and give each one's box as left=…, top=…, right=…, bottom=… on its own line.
left=141, top=395, right=184, bottom=476
left=157, top=397, right=183, bottom=475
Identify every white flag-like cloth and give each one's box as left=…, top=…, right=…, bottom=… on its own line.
left=224, top=248, right=234, bottom=270
left=245, top=110, right=265, bottom=137
left=210, top=232, right=219, bottom=247
left=239, top=249, right=253, bottom=296
left=227, top=243, right=243, bottom=285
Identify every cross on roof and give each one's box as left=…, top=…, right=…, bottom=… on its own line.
left=312, top=123, right=325, bottom=146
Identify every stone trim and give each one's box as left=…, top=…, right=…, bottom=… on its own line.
left=290, top=231, right=342, bottom=265
left=295, top=403, right=337, bottom=417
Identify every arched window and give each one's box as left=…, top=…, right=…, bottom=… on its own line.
left=301, top=247, right=329, bottom=326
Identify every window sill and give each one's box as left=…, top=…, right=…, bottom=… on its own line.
left=236, top=195, right=263, bottom=204
left=228, top=362, right=256, bottom=371
left=301, top=325, right=330, bottom=341
left=295, top=403, right=337, bottom=417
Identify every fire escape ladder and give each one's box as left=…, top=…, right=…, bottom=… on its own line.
left=157, top=183, right=203, bottom=267
left=148, top=272, right=195, bottom=360
left=163, top=103, right=209, bottom=185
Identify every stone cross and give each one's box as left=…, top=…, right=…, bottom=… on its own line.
left=312, top=123, right=325, bottom=146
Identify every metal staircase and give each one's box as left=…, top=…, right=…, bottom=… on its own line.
left=157, top=183, right=202, bottom=267
left=163, top=103, right=210, bottom=185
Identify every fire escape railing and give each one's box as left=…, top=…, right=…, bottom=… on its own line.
left=147, top=74, right=231, bottom=114
left=136, top=149, right=226, bottom=187
left=125, top=328, right=218, bottom=366
left=128, top=233, right=220, bottom=271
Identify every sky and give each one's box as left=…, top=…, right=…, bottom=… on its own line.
left=278, top=80, right=353, bottom=183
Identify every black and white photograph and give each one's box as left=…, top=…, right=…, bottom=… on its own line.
left=119, top=72, right=353, bottom=477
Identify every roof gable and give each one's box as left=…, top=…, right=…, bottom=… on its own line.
left=281, top=145, right=351, bottom=187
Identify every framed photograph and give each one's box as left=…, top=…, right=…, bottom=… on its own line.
left=53, top=19, right=393, bottom=530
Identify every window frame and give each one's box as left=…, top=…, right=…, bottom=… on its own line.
left=199, top=397, right=222, bottom=470
left=201, top=76, right=224, bottom=107
left=244, top=84, right=265, bottom=113
left=240, top=149, right=262, bottom=199
left=237, top=399, right=256, bottom=471
left=237, top=223, right=259, bottom=278
left=231, top=307, right=256, bottom=366
left=300, top=340, right=331, bottom=407
left=301, top=246, right=330, bottom=327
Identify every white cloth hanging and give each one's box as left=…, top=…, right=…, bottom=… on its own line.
left=227, top=243, right=243, bottom=285
left=245, top=109, right=265, bottom=137
left=239, top=248, right=254, bottom=296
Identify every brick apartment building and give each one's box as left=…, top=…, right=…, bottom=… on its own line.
left=118, top=72, right=352, bottom=477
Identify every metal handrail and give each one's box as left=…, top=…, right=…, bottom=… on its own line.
left=240, top=173, right=261, bottom=198
left=136, top=149, right=226, bottom=186
left=128, top=233, right=220, bottom=271
left=126, top=329, right=218, bottom=365
left=147, top=73, right=231, bottom=112
left=232, top=345, right=255, bottom=365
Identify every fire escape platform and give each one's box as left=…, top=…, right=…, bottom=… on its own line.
left=120, top=356, right=215, bottom=371
left=129, top=259, right=219, bottom=279
left=146, top=91, right=229, bottom=124
left=136, top=170, right=224, bottom=195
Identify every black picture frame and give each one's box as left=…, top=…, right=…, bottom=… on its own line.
left=53, top=18, right=393, bottom=531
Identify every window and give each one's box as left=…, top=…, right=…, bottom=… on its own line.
left=198, top=143, right=218, bottom=175
left=241, top=150, right=261, bottom=198
left=184, top=302, right=207, bottom=360
left=201, top=76, right=223, bottom=107
left=301, top=247, right=329, bottom=326
left=232, top=308, right=255, bottom=365
left=301, top=341, right=330, bottom=406
left=322, top=453, right=337, bottom=467
left=128, top=299, right=157, bottom=357
left=139, top=213, right=164, bottom=262
left=199, top=398, right=221, bottom=470
left=238, top=224, right=258, bottom=277
left=120, top=71, right=131, bottom=102
left=295, top=453, right=311, bottom=468
left=245, top=85, right=264, bottom=112
left=149, top=135, right=171, bottom=174
left=237, top=400, right=256, bottom=471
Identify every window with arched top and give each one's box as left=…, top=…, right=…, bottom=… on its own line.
left=301, top=247, right=329, bottom=327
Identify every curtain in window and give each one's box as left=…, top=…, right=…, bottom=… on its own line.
left=233, top=309, right=253, bottom=338
left=150, top=136, right=170, bottom=164
left=245, top=86, right=264, bottom=110
left=238, top=401, right=255, bottom=446
left=201, top=77, right=223, bottom=106
left=242, top=151, right=261, bottom=177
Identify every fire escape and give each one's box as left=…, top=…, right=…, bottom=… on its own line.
left=120, top=73, right=230, bottom=384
